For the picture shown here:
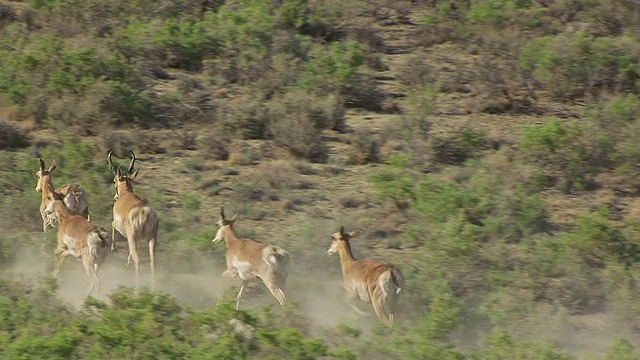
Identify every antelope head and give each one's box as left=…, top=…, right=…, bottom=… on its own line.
left=108, top=150, right=138, bottom=200
left=35, top=159, right=57, bottom=193
left=327, top=226, right=361, bottom=255
left=212, top=206, right=239, bottom=244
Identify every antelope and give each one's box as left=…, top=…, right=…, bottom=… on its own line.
left=327, top=226, right=404, bottom=328
left=43, top=192, right=109, bottom=296
left=108, top=150, right=159, bottom=290
left=35, top=159, right=90, bottom=232
left=212, top=206, right=290, bottom=310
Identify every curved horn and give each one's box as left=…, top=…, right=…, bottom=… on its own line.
left=107, top=150, right=116, bottom=172
left=127, top=150, right=136, bottom=175
left=220, top=206, right=226, bottom=220
left=39, top=158, right=45, bottom=172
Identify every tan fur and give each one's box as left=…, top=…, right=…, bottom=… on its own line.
left=45, top=197, right=108, bottom=296
left=328, top=226, right=404, bottom=327
left=109, top=151, right=159, bottom=291
left=212, top=206, right=289, bottom=310
left=35, top=159, right=90, bottom=232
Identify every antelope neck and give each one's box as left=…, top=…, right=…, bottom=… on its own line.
left=41, top=176, right=55, bottom=197
left=337, top=240, right=356, bottom=275
left=221, top=226, right=239, bottom=246
left=53, top=201, right=72, bottom=223
left=117, top=182, right=133, bottom=195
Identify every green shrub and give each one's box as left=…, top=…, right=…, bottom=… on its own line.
left=298, top=40, right=365, bottom=93
left=567, top=208, right=640, bottom=267
left=370, top=152, right=418, bottom=205
left=468, top=0, right=517, bottom=28
left=519, top=117, right=611, bottom=192
left=153, top=18, right=222, bottom=70
left=472, top=329, right=574, bottom=360
left=267, top=90, right=341, bottom=162
left=606, top=338, right=637, bottom=360
left=104, top=80, right=156, bottom=126
left=604, top=94, right=640, bottom=124
left=390, top=280, right=465, bottom=360
left=429, top=127, right=487, bottom=165
left=520, top=31, right=640, bottom=99
left=0, top=279, right=334, bottom=360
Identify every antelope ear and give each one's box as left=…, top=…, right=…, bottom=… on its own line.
left=129, top=169, right=139, bottom=180
left=231, top=213, right=239, bottom=222
left=220, top=206, right=226, bottom=220
left=48, top=160, right=57, bottom=172
left=348, top=230, right=361, bottom=238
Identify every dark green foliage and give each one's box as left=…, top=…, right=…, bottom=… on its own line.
left=0, top=280, right=328, bottom=360
left=520, top=31, right=640, bottom=99
left=605, top=338, right=637, bottom=360
left=471, top=329, right=573, bottom=360
left=0, top=121, right=30, bottom=150
left=518, top=117, right=610, bottom=192
left=429, top=127, right=487, bottom=165
left=0, top=0, right=366, bottom=133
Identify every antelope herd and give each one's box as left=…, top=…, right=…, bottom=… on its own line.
left=34, top=151, right=405, bottom=327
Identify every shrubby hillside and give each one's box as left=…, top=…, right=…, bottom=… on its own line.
left=1, top=0, right=640, bottom=358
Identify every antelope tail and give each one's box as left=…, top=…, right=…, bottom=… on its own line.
left=87, top=232, right=105, bottom=261
left=391, top=267, right=404, bottom=294
left=129, top=206, right=157, bottom=234
left=264, top=246, right=290, bottom=276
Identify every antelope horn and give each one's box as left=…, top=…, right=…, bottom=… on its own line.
left=220, top=206, right=226, bottom=220
left=127, top=150, right=136, bottom=175
left=39, top=158, right=45, bottom=172
left=107, top=150, right=117, bottom=173
left=107, top=150, right=120, bottom=172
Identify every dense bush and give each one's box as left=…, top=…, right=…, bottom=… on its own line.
left=520, top=31, right=640, bottom=99
left=0, top=0, right=368, bottom=141
left=0, top=279, right=329, bottom=360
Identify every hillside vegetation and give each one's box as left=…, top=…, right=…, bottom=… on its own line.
left=2, top=0, right=640, bottom=358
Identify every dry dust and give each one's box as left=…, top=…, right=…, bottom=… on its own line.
left=4, top=237, right=640, bottom=358
left=1, top=241, right=381, bottom=335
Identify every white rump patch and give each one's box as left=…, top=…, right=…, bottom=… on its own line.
left=232, top=257, right=254, bottom=280
left=62, top=235, right=80, bottom=257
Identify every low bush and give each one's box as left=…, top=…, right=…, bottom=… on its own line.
left=0, top=121, right=30, bottom=150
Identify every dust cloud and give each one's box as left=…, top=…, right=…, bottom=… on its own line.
left=3, top=242, right=639, bottom=358
left=1, top=241, right=377, bottom=334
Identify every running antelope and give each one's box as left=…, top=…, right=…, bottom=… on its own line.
left=35, top=159, right=90, bottom=232
left=212, top=206, right=290, bottom=310
left=43, top=192, right=109, bottom=296
left=327, top=226, right=404, bottom=327
left=108, top=150, right=159, bottom=290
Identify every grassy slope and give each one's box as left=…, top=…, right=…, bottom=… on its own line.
left=2, top=0, right=640, bottom=358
